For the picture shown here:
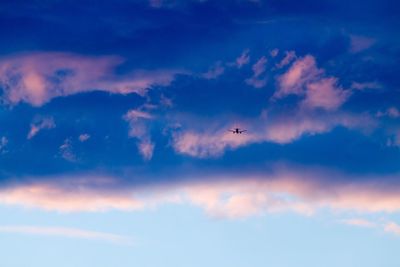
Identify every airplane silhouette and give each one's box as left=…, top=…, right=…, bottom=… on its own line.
left=228, top=128, right=247, bottom=134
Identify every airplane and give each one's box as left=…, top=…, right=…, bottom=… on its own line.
left=228, top=128, right=247, bottom=134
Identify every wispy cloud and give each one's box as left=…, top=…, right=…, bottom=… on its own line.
left=59, top=138, right=76, bottom=162
left=245, top=56, right=268, bottom=88
left=349, top=35, right=376, bottom=53
left=202, top=61, right=225, bottom=79
left=0, top=136, right=8, bottom=153
left=384, top=222, right=400, bottom=236
left=0, top=52, right=180, bottom=106
left=236, top=49, right=250, bottom=68
left=275, top=51, right=296, bottom=69
left=340, top=218, right=377, bottom=228
left=27, top=116, right=56, bottom=139
left=124, top=108, right=155, bottom=160
left=0, top=225, right=132, bottom=244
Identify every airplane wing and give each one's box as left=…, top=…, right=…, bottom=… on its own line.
left=239, top=130, right=247, bottom=133
left=228, top=129, right=235, bottom=133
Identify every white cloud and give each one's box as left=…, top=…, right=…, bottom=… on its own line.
left=27, top=116, right=56, bottom=139
left=0, top=225, right=131, bottom=244
left=384, top=222, right=400, bottom=236
left=340, top=218, right=377, bottom=228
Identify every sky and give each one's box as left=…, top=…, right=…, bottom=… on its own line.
left=0, top=0, right=400, bottom=266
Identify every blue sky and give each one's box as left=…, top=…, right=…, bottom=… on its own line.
left=0, top=0, right=400, bottom=266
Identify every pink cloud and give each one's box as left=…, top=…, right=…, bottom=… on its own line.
left=302, top=78, right=350, bottom=111
left=351, top=81, right=382, bottom=90
left=245, top=56, right=268, bottom=88
left=138, top=140, right=155, bottom=161
left=78, top=133, right=90, bottom=142
left=1, top=168, right=400, bottom=220
left=171, top=112, right=373, bottom=157
left=275, top=50, right=296, bottom=69
left=123, top=109, right=155, bottom=160
left=377, top=107, right=400, bottom=119
left=236, top=49, right=250, bottom=68
left=275, top=55, right=322, bottom=98
left=245, top=76, right=267, bottom=88
left=0, top=52, right=179, bottom=106
left=172, top=128, right=253, bottom=158
left=27, top=116, right=56, bottom=139
left=202, top=61, right=225, bottom=79
left=350, top=35, right=376, bottom=53
left=252, top=56, right=267, bottom=77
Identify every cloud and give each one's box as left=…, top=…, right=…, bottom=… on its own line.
left=252, top=56, right=267, bottom=77
left=59, top=138, right=76, bottom=162
left=377, top=107, right=400, bottom=119
left=340, top=218, right=377, bottom=228
left=245, top=56, right=268, bottom=88
left=172, top=128, right=251, bottom=157
left=0, top=52, right=179, bottom=106
left=245, top=76, right=268, bottom=88
left=171, top=112, right=372, bottom=157
left=301, top=77, right=350, bottom=111
left=138, top=140, right=155, bottom=161
left=270, top=49, right=279, bottom=58
left=275, top=51, right=296, bottom=69
left=202, top=61, right=225, bottom=79
left=124, top=109, right=155, bottom=160
left=0, top=176, right=145, bottom=212
left=384, top=222, right=400, bottom=236
left=349, top=35, right=376, bottom=53
left=0, top=225, right=131, bottom=244
left=78, top=133, right=91, bottom=142
left=275, top=55, right=323, bottom=98
left=236, top=49, right=250, bottom=68
left=27, top=116, right=56, bottom=139
left=274, top=55, right=350, bottom=111
left=1, top=167, right=400, bottom=219
left=351, top=81, right=382, bottom=90
left=0, top=136, right=8, bottom=153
